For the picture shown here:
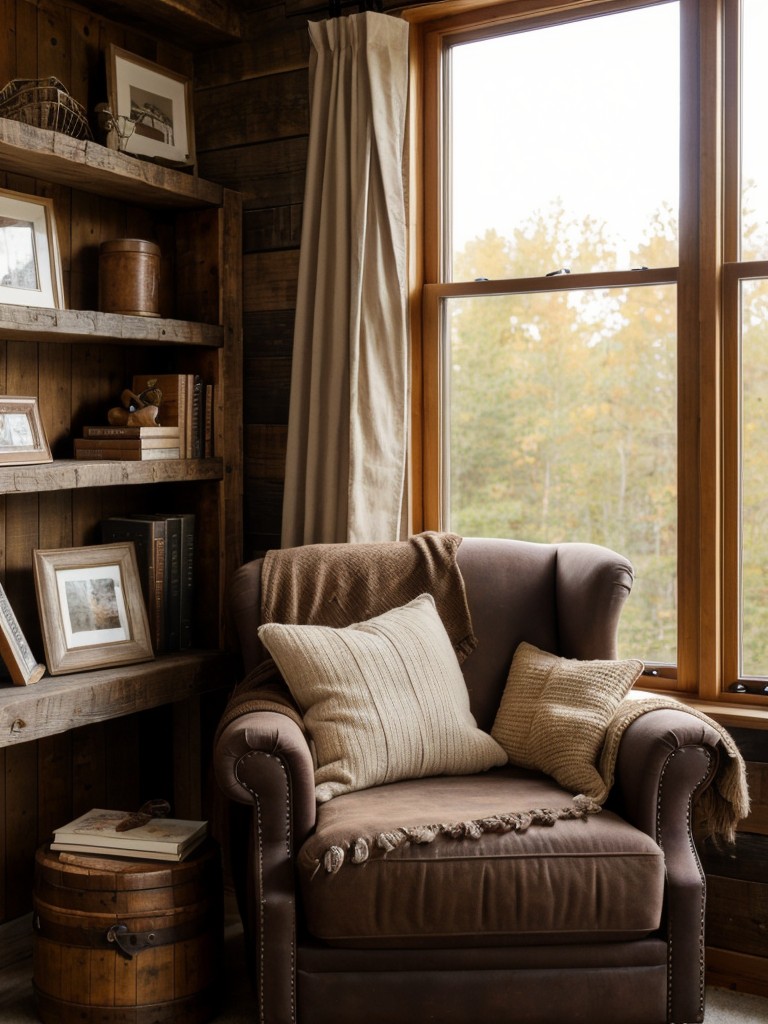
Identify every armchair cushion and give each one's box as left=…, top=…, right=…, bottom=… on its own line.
left=491, top=642, right=643, bottom=801
left=258, top=593, right=507, bottom=803
left=296, top=769, right=665, bottom=947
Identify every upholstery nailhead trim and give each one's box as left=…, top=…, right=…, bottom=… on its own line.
left=235, top=749, right=297, bottom=1024
left=657, top=745, right=713, bottom=1023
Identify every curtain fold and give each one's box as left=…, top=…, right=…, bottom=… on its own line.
left=281, top=12, right=410, bottom=547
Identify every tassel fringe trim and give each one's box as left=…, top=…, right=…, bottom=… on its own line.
left=319, top=794, right=601, bottom=874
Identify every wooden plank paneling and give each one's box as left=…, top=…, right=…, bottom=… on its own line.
left=195, top=2, right=309, bottom=87
left=195, top=70, right=309, bottom=152
left=199, top=138, right=308, bottom=211
left=244, top=311, right=294, bottom=425
left=244, top=250, right=300, bottom=313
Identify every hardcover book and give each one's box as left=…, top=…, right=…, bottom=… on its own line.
left=75, top=447, right=180, bottom=461
left=51, top=808, right=207, bottom=862
left=83, top=425, right=180, bottom=439
left=101, top=517, right=166, bottom=653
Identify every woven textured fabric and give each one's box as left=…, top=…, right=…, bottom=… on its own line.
left=491, top=642, right=643, bottom=801
left=259, top=594, right=507, bottom=803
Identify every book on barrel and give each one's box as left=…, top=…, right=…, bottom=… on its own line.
left=50, top=808, right=207, bottom=862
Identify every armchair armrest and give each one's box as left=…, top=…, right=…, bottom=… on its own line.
left=215, top=708, right=316, bottom=841
left=214, top=704, right=316, bottom=1021
left=555, top=543, right=635, bottom=659
left=613, top=707, right=721, bottom=1024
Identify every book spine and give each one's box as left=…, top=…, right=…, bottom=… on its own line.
left=83, top=426, right=180, bottom=439
left=75, top=448, right=180, bottom=460
left=178, top=374, right=188, bottom=459
left=178, top=514, right=195, bottom=649
left=152, top=534, right=167, bottom=653
left=190, top=375, right=203, bottom=458
left=204, top=384, right=214, bottom=457
left=163, top=517, right=181, bottom=652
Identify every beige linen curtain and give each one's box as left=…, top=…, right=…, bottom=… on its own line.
left=281, top=12, right=410, bottom=547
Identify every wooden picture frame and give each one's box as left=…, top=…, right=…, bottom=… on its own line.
left=0, top=396, right=53, bottom=466
left=0, top=187, right=64, bottom=309
left=33, top=543, right=154, bottom=675
left=0, top=581, right=45, bottom=685
left=106, top=45, right=195, bottom=167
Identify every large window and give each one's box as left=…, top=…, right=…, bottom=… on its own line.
left=412, top=0, right=768, bottom=706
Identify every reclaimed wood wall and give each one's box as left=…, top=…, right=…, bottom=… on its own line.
left=196, top=2, right=310, bottom=558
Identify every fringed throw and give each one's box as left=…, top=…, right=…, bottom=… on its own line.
left=319, top=794, right=601, bottom=874
left=599, top=693, right=750, bottom=844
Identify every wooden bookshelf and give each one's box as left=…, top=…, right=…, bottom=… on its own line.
left=0, top=2, right=243, bottom=923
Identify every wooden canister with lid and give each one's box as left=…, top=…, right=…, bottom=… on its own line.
left=99, top=238, right=161, bottom=317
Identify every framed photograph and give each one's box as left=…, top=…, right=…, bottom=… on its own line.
left=0, top=581, right=45, bottom=685
left=33, top=543, right=153, bottom=675
left=0, top=396, right=53, bottom=466
left=106, top=45, right=195, bottom=167
left=0, top=187, right=64, bottom=309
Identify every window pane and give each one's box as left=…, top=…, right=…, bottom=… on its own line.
left=740, top=278, right=768, bottom=677
left=449, top=3, right=679, bottom=279
left=443, top=284, right=677, bottom=663
left=741, top=0, right=768, bottom=261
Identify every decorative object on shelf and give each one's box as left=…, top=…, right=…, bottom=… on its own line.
left=0, top=580, right=46, bottom=686
left=0, top=396, right=53, bottom=466
left=0, top=77, right=92, bottom=140
left=98, top=238, right=161, bottom=317
left=106, top=45, right=195, bottom=167
left=107, top=387, right=160, bottom=427
left=33, top=542, right=154, bottom=675
left=0, top=187, right=64, bottom=309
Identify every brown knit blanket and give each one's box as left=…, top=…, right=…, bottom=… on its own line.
left=261, top=531, right=477, bottom=661
left=215, top=531, right=476, bottom=742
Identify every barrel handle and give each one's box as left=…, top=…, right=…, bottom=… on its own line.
left=106, top=923, right=157, bottom=959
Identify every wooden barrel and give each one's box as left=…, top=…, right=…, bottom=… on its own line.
left=32, top=840, right=223, bottom=1024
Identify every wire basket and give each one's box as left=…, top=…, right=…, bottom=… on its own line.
left=0, top=77, right=92, bottom=140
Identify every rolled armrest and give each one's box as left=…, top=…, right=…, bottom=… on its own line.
left=614, top=708, right=720, bottom=1024
left=555, top=543, right=635, bottom=659
left=215, top=708, right=317, bottom=843
left=614, top=707, right=720, bottom=836
left=215, top=707, right=316, bottom=1020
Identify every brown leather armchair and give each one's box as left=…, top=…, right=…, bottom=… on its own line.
left=214, top=537, right=724, bottom=1024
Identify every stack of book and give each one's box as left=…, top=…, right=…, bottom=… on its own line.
left=50, top=808, right=208, bottom=862
left=101, top=512, right=195, bottom=654
left=74, top=425, right=181, bottom=461
left=131, top=372, right=214, bottom=459
left=76, top=372, right=215, bottom=461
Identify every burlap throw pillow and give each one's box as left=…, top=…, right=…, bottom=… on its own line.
left=258, top=593, right=507, bottom=803
left=491, top=642, right=643, bottom=801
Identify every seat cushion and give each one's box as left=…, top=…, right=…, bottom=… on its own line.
left=297, top=767, right=664, bottom=948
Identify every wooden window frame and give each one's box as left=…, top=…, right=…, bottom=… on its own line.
left=406, top=0, right=768, bottom=715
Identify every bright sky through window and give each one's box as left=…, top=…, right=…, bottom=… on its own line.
left=449, top=3, right=680, bottom=277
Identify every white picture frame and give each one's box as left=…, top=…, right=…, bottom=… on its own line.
left=0, top=188, right=64, bottom=309
left=107, top=45, right=195, bottom=167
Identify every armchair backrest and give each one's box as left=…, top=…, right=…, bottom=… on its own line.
left=228, top=537, right=635, bottom=733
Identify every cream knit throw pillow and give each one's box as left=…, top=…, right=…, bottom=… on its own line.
left=258, top=593, right=507, bottom=803
left=491, top=642, right=643, bottom=802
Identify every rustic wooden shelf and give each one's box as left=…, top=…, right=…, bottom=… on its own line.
left=0, top=458, right=224, bottom=495
left=0, top=304, right=224, bottom=346
left=0, top=120, right=222, bottom=208
left=0, top=650, right=231, bottom=747
left=77, top=0, right=242, bottom=46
